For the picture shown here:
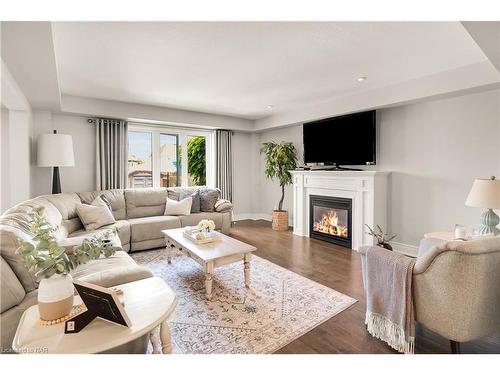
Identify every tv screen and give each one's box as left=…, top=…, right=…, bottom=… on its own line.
left=303, top=110, right=376, bottom=165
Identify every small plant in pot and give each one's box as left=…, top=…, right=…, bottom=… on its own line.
left=261, top=141, right=298, bottom=231
left=17, top=207, right=117, bottom=321
left=365, top=224, right=396, bottom=250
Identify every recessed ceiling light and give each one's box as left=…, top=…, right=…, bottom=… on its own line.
left=266, top=105, right=274, bottom=109
left=357, top=76, right=367, bottom=82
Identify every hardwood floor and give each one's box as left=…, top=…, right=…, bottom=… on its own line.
left=230, top=220, right=500, bottom=354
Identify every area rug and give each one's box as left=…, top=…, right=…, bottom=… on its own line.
left=131, top=249, right=357, bottom=354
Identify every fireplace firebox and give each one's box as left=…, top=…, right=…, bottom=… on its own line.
left=309, top=195, right=352, bottom=248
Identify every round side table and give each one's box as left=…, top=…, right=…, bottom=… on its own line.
left=12, top=277, right=177, bottom=354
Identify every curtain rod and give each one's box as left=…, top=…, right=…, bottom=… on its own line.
left=87, top=117, right=126, bottom=124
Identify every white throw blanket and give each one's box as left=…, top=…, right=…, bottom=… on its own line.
left=359, top=245, right=416, bottom=354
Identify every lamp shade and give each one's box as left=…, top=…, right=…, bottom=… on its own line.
left=465, top=178, right=500, bottom=209
left=37, top=133, right=75, bottom=167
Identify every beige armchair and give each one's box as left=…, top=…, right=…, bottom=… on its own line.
left=412, top=236, right=500, bottom=353
left=360, top=236, right=500, bottom=353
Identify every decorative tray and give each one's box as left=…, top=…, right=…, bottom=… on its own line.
left=183, top=228, right=221, bottom=245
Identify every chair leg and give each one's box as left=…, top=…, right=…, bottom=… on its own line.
left=450, top=340, right=461, bottom=354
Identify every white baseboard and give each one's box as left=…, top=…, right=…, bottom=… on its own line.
left=391, top=241, right=418, bottom=257
left=233, top=213, right=272, bottom=222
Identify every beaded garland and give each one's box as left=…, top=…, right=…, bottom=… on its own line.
left=38, top=304, right=85, bottom=326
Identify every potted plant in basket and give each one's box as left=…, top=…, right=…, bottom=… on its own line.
left=260, top=141, right=298, bottom=231
left=17, top=207, right=117, bottom=321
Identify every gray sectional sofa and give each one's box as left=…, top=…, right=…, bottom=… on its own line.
left=0, top=186, right=232, bottom=353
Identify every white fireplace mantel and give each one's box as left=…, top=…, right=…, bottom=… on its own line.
left=290, top=170, right=390, bottom=250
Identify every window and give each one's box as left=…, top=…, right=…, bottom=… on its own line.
left=160, top=134, right=179, bottom=187
left=127, top=131, right=153, bottom=188
left=127, top=124, right=214, bottom=189
left=187, top=135, right=206, bottom=186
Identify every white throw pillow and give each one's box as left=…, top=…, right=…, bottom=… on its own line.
left=76, top=196, right=116, bottom=231
left=164, top=196, right=192, bottom=216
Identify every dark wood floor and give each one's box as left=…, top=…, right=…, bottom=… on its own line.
left=230, top=220, right=500, bottom=354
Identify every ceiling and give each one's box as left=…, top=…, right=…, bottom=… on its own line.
left=50, top=22, right=493, bottom=120
left=1, top=21, right=499, bottom=130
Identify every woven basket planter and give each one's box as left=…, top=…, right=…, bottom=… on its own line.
left=272, top=210, right=289, bottom=231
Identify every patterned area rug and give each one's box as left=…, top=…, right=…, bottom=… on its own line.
left=131, top=248, right=356, bottom=354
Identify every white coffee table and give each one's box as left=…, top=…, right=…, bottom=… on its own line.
left=12, top=277, right=177, bottom=354
left=162, top=228, right=257, bottom=300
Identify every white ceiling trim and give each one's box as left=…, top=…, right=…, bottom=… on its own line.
left=60, top=95, right=254, bottom=131
left=254, top=60, right=500, bottom=131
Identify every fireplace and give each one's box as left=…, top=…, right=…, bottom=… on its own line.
left=309, top=195, right=352, bottom=248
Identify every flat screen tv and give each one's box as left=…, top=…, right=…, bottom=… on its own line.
left=303, top=110, right=376, bottom=166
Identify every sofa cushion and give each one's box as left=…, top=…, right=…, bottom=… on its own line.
left=215, top=199, right=233, bottom=213
left=69, top=219, right=130, bottom=247
left=42, top=193, right=84, bottom=235
left=199, top=188, right=221, bottom=212
left=166, top=186, right=202, bottom=201
left=4, top=197, right=66, bottom=239
left=0, top=257, right=26, bottom=313
left=66, top=224, right=124, bottom=254
left=130, top=238, right=166, bottom=252
left=77, top=265, right=153, bottom=288
left=0, top=290, right=37, bottom=352
left=164, top=196, right=192, bottom=216
left=0, top=223, right=38, bottom=292
left=70, top=251, right=136, bottom=280
left=78, top=189, right=126, bottom=220
left=125, top=188, right=169, bottom=219
left=76, top=197, right=116, bottom=231
left=178, top=212, right=223, bottom=229
left=128, top=216, right=181, bottom=243
left=180, top=189, right=201, bottom=213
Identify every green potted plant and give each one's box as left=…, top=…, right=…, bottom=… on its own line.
left=260, top=141, right=298, bottom=231
left=17, top=207, right=117, bottom=321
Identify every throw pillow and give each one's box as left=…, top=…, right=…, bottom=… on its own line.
left=199, top=188, right=221, bottom=212
left=164, top=196, right=193, bottom=216
left=99, top=194, right=113, bottom=213
left=215, top=199, right=233, bottom=213
left=76, top=196, right=116, bottom=231
left=180, top=189, right=201, bottom=213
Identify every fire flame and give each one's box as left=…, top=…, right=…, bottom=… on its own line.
left=313, top=210, right=348, bottom=238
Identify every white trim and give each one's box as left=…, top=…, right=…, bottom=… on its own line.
left=391, top=241, right=419, bottom=257
left=233, top=213, right=272, bottom=222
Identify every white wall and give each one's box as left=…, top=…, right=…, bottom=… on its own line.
left=378, top=88, right=500, bottom=245
left=1, top=109, right=11, bottom=213
left=0, top=108, right=32, bottom=212
left=1, top=60, right=33, bottom=212
left=231, top=131, right=262, bottom=219
left=31, top=111, right=95, bottom=196
left=252, top=88, right=500, bottom=246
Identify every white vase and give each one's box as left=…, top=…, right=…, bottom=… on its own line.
left=37, top=273, right=74, bottom=321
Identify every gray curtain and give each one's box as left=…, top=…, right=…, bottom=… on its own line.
left=96, top=118, right=128, bottom=190
left=215, top=129, right=233, bottom=202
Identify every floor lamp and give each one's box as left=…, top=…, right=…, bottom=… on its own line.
left=37, top=130, right=75, bottom=194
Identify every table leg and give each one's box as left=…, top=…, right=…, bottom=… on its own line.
left=244, top=253, right=251, bottom=288
left=205, top=262, right=214, bottom=300
left=150, top=325, right=161, bottom=354
left=166, top=239, right=176, bottom=264
left=160, top=320, right=172, bottom=354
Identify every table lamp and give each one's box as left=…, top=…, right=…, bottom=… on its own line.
left=37, top=130, right=75, bottom=194
left=465, top=176, right=500, bottom=235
